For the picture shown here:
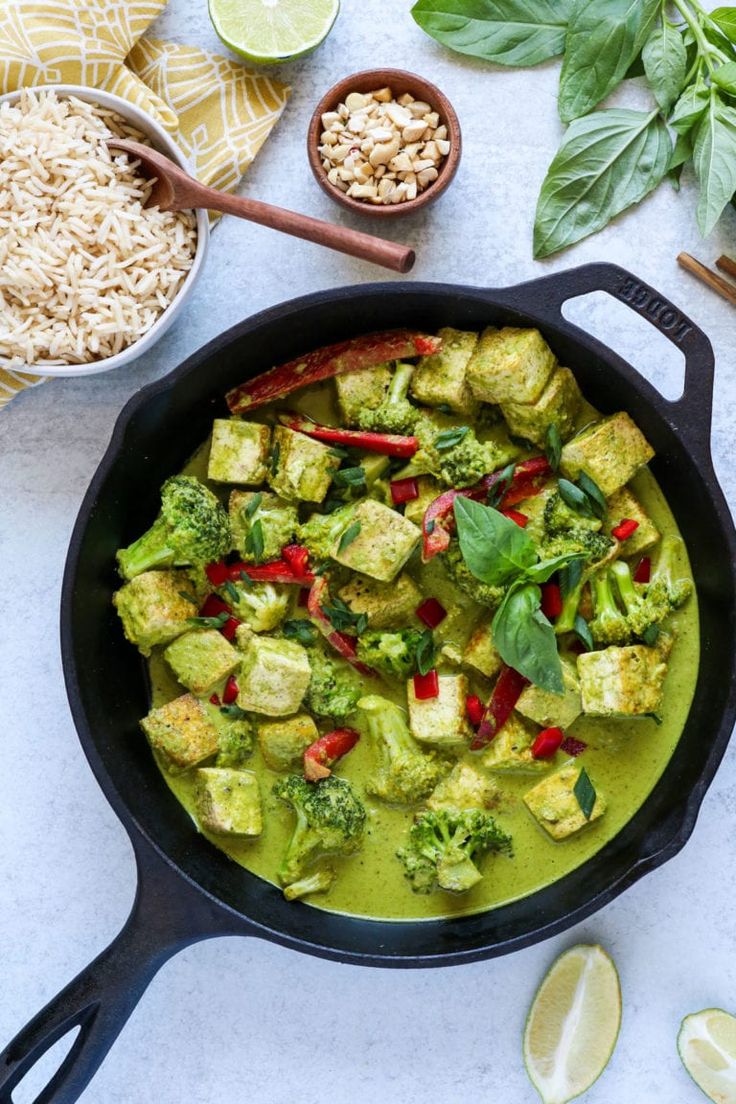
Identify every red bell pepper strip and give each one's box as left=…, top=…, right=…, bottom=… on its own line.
left=199, top=593, right=231, bottom=619
left=226, top=330, right=442, bottom=414
left=390, top=477, right=419, bottom=505
left=209, top=693, right=221, bottom=706
left=205, top=561, right=230, bottom=587
left=421, top=457, right=552, bottom=561
left=227, top=558, right=315, bottom=586
left=531, top=726, right=564, bottom=759
left=303, top=727, right=360, bottom=782
left=466, top=694, right=485, bottom=727
left=560, top=735, right=587, bottom=757
left=611, top=518, right=640, bottom=541
left=221, top=616, right=240, bottom=642
left=416, top=597, right=447, bottom=628
left=471, top=666, right=529, bottom=750
left=633, top=556, right=652, bottom=584
left=541, top=582, right=563, bottom=619
left=222, top=675, right=239, bottom=705
left=501, top=508, right=529, bottom=528
left=281, top=544, right=311, bottom=576
left=306, top=576, right=375, bottom=675
left=413, top=669, right=439, bottom=700
left=280, top=412, right=418, bottom=459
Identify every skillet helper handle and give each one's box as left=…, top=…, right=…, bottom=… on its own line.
left=0, top=847, right=239, bottom=1104
left=507, top=261, right=715, bottom=448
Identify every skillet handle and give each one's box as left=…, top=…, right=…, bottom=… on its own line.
left=498, top=261, right=715, bottom=447
left=0, top=844, right=241, bottom=1104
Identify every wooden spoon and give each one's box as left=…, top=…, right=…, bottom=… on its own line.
left=107, top=138, right=415, bottom=274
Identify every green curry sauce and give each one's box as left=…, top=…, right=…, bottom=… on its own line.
left=144, top=381, right=698, bottom=923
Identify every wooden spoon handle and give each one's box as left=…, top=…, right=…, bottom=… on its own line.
left=195, top=186, right=415, bottom=273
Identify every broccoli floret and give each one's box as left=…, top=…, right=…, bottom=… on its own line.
left=225, top=580, right=290, bottom=633
left=443, top=542, right=506, bottom=609
left=273, top=774, right=366, bottom=886
left=356, top=629, right=423, bottom=680
left=541, top=528, right=615, bottom=566
left=643, top=535, right=694, bottom=611
left=356, top=362, right=420, bottom=435
left=396, top=808, right=512, bottom=894
left=414, top=418, right=495, bottom=489
left=305, top=646, right=363, bottom=720
left=543, top=492, right=602, bottom=534
left=299, top=503, right=357, bottom=562
left=211, top=708, right=254, bottom=767
left=283, top=868, right=336, bottom=901
left=117, top=476, right=231, bottom=580
left=555, top=574, right=586, bottom=635
left=589, top=569, right=631, bottom=646
left=357, top=694, right=444, bottom=805
left=230, top=492, right=297, bottom=563
left=611, top=537, right=693, bottom=638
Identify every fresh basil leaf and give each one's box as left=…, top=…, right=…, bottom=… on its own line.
left=492, top=582, right=564, bottom=693
left=356, top=613, right=369, bottom=634
left=245, top=492, right=262, bottom=518
left=415, top=629, right=436, bottom=676
left=669, top=83, right=710, bottom=134
left=337, top=520, right=362, bottom=553
left=642, top=16, right=688, bottom=113
left=220, top=704, right=249, bottom=720
left=713, top=61, right=736, bottom=98
left=545, top=424, right=562, bottom=471
left=178, top=590, right=198, bottom=604
left=534, top=109, right=671, bottom=257
left=573, top=767, right=596, bottom=819
left=558, top=477, right=594, bottom=517
left=269, top=442, right=280, bottom=475
left=238, top=568, right=252, bottom=588
left=188, top=612, right=230, bottom=630
left=411, top=0, right=572, bottom=67
left=434, top=425, right=470, bottom=451
left=223, top=579, right=240, bottom=605
left=525, top=552, right=585, bottom=583
left=712, top=7, right=736, bottom=44
left=245, top=519, right=264, bottom=562
left=487, top=462, right=516, bottom=507
left=560, top=557, right=583, bottom=596
left=282, top=618, right=318, bottom=645
left=321, top=596, right=360, bottom=631
left=693, top=91, right=736, bottom=235
left=578, top=471, right=607, bottom=519
left=573, top=613, right=594, bottom=651
left=645, top=710, right=663, bottom=725
left=454, top=496, right=536, bottom=586
left=668, top=130, right=692, bottom=190
left=328, top=446, right=350, bottom=459
left=333, top=466, right=367, bottom=488
left=641, top=622, right=660, bottom=645
left=558, top=0, right=659, bottom=122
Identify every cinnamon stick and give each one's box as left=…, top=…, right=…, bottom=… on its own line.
left=677, top=252, right=736, bottom=308
left=715, top=254, right=736, bottom=281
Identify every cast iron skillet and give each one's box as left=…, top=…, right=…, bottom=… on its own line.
left=2, top=263, right=735, bottom=1104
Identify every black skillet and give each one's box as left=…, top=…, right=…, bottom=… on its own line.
left=2, top=263, right=735, bottom=1104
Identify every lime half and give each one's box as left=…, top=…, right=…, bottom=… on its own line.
left=678, top=1008, right=736, bottom=1103
left=209, top=0, right=339, bottom=63
left=523, top=944, right=622, bottom=1104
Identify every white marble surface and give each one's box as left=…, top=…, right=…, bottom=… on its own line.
left=2, top=2, right=736, bottom=1101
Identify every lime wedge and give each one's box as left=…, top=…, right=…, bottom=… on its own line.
left=209, top=0, right=339, bottom=63
left=678, top=1008, right=736, bottom=1103
left=523, top=944, right=621, bottom=1104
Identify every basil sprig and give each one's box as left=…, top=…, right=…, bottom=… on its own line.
left=454, top=497, right=583, bottom=692
left=558, top=473, right=607, bottom=520
left=573, top=767, right=597, bottom=820
left=412, top=0, right=736, bottom=253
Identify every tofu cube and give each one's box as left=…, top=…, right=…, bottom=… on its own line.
left=560, top=413, right=655, bottom=497
left=524, top=762, right=606, bottom=840
left=163, top=629, right=240, bottom=697
left=467, top=326, right=557, bottom=405
left=402, top=475, right=442, bottom=527
left=407, top=674, right=474, bottom=748
left=516, top=658, right=582, bottom=729
left=229, top=489, right=298, bottom=561
left=334, top=362, right=392, bottom=425
left=268, top=425, right=339, bottom=504
left=338, top=571, right=422, bottom=629
left=113, top=569, right=198, bottom=657
left=605, top=487, right=660, bottom=557
left=194, top=767, right=262, bottom=836
left=480, top=713, right=547, bottom=773
left=500, top=366, right=583, bottom=446
left=462, top=621, right=503, bottom=680
left=257, top=713, right=319, bottom=771
left=141, top=693, right=219, bottom=772
left=237, top=635, right=311, bottom=716
left=208, top=419, right=271, bottom=485
left=332, top=499, right=421, bottom=582
left=426, top=762, right=499, bottom=811
left=578, top=644, right=668, bottom=716
left=410, top=327, right=480, bottom=416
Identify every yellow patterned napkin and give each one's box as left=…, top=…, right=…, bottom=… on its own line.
left=0, top=0, right=290, bottom=409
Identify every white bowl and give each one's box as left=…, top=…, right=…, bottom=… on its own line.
left=0, top=84, right=209, bottom=378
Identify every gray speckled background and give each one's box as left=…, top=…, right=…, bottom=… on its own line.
left=2, top=2, right=736, bottom=1101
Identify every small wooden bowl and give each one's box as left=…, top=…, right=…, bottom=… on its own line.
left=307, top=68, right=461, bottom=218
